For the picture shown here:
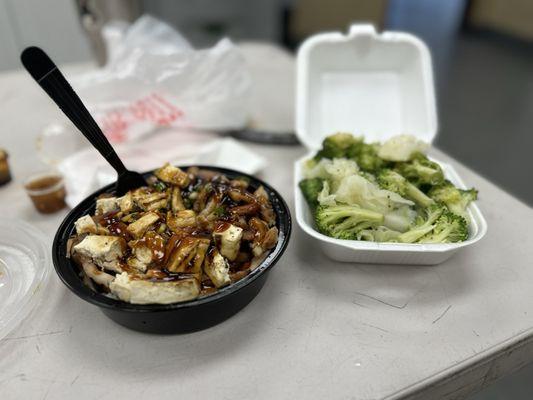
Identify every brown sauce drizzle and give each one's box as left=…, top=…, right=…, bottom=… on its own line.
left=76, top=168, right=277, bottom=300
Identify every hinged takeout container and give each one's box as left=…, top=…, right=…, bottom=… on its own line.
left=294, top=24, right=487, bottom=265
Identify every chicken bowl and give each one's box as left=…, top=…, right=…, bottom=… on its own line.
left=52, top=166, right=291, bottom=333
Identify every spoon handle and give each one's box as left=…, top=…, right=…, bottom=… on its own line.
left=20, top=46, right=127, bottom=176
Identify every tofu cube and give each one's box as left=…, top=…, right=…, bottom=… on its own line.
left=96, top=197, right=119, bottom=215
left=73, top=235, right=126, bottom=273
left=74, top=215, right=98, bottom=235
left=213, top=224, right=243, bottom=261
left=204, top=251, right=231, bottom=288
left=154, top=163, right=190, bottom=187
left=109, top=272, right=200, bottom=304
left=126, top=212, right=159, bottom=238
left=117, top=192, right=133, bottom=213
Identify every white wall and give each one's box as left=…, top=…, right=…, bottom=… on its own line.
left=0, top=0, right=92, bottom=71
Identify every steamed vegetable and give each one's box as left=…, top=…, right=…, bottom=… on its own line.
left=315, top=204, right=384, bottom=239
left=299, top=178, right=323, bottom=209
left=377, top=169, right=434, bottom=208
left=395, top=152, right=445, bottom=187
left=313, top=132, right=361, bottom=161
left=397, top=204, right=445, bottom=243
left=312, top=132, right=386, bottom=173
left=299, top=133, right=478, bottom=244
left=378, top=134, right=428, bottom=162
left=428, top=180, right=478, bottom=218
left=418, top=211, right=468, bottom=243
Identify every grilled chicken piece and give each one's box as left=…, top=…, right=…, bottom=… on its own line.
left=79, top=260, right=115, bottom=287
left=204, top=250, right=230, bottom=288
left=229, top=203, right=261, bottom=215
left=250, top=252, right=268, bottom=271
left=228, top=188, right=257, bottom=204
left=254, top=186, right=276, bottom=226
left=154, top=163, right=190, bottom=187
left=193, top=184, right=214, bottom=212
left=213, top=224, right=243, bottom=261
left=133, top=191, right=168, bottom=211
left=198, top=196, right=217, bottom=217
left=73, top=235, right=126, bottom=273
left=254, top=185, right=269, bottom=202
left=95, top=197, right=120, bottom=215
left=249, top=217, right=278, bottom=257
left=74, top=215, right=98, bottom=235
left=230, top=178, right=249, bottom=190
left=167, top=210, right=196, bottom=232
left=166, top=237, right=199, bottom=272
left=126, top=212, right=159, bottom=238
left=110, top=272, right=200, bottom=304
left=192, top=240, right=210, bottom=275
left=144, top=199, right=168, bottom=211
left=167, top=238, right=209, bottom=276
left=171, top=186, right=185, bottom=212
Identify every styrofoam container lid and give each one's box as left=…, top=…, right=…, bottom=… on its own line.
left=0, top=218, right=51, bottom=340
left=296, top=24, right=437, bottom=149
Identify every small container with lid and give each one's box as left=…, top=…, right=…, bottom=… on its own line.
left=0, top=148, right=12, bottom=186
left=24, top=171, right=67, bottom=214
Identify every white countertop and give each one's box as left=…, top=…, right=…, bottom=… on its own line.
left=2, top=48, right=533, bottom=400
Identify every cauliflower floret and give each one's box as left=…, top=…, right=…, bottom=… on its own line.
left=377, top=134, right=428, bottom=162
left=304, top=158, right=359, bottom=192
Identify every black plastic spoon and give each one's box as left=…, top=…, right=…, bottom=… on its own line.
left=20, top=46, right=146, bottom=195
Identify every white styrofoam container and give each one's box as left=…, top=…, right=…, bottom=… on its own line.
left=294, top=24, right=487, bottom=265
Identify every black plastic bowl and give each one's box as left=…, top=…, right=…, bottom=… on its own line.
left=52, top=166, right=291, bottom=333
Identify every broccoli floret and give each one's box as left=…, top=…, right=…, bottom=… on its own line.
left=428, top=180, right=478, bottom=217
left=418, top=212, right=468, bottom=243
left=395, top=153, right=445, bottom=187
left=315, top=204, right=384, bottom=239
left=397, top=204, right=446, bottom=243
left=314, top=133, right=361, bottom=161
left=299, top=178, right=324, bottom=209
left=377, top=169, right=434, bottom=208
left=348, top=142, right=386, bottom=173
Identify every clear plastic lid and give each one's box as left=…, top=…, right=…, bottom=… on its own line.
left=0, top=218, right=51, bottom=340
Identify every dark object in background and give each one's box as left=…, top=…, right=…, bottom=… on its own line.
left=0, top=149, right=11, bottom=186
left=223, top=128, right=299, bottom=145
left=52, top=166, right=291, bottom=333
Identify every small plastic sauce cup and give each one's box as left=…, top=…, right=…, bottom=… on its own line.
left=0, top=149, right=11, bottom=186
left=24, top=172, right=67, bottom=214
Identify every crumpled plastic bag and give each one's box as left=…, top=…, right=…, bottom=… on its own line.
left=57, top=129, right=266, bottom=208
left=71, top=15, right=251, bottom=143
